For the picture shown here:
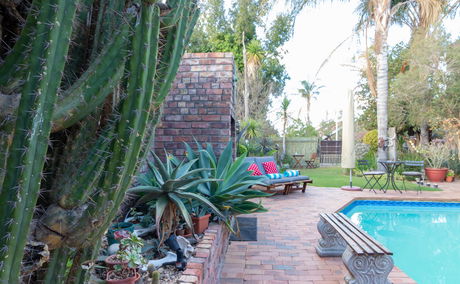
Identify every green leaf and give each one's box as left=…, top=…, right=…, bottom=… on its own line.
left=155, top=196, right=169, bottom=236
left=128, top=186, right=162, bottom=194
left=216, top=142, right=233, bottom=179
left=152, top=151, right=169, bottom=180
left=175, top=191, right=225, bottom=220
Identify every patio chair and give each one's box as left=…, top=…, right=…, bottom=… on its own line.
left=305, top=153, right=318, bottom=168
left=401, top=161, right=424, bottom=193
left=357, top=159, right=385, bottom=193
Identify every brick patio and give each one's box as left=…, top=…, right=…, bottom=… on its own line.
left=220, top=181, right=460, bottom=284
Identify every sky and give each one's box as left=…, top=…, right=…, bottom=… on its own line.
left=265, top=0, right=460, bottom=132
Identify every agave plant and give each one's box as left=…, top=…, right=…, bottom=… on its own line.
left=184, top=141, right=272, bottom=221
left=129, top=152, right=224, bottom=243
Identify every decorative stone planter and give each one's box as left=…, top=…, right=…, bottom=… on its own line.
left=177, top=223, right=230, bottom=284
left=425, top=168, right=448, bottom=182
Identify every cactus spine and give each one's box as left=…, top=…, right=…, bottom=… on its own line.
left=0, top=0, right=199, bottom=282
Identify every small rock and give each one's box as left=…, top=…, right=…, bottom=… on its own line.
left=107, top=243, right=120, bottom=255
left=142, top=251, right=177, bottom=271
left=176, top=236, right=195, bottom=259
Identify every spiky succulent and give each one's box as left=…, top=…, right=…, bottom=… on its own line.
left=129, top=152, right=225, bottom=243
left=185, top=141, right=272, bottom=218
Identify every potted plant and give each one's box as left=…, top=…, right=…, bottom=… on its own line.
left=417, top=140, right=452, bottom=182
left=191, top=206, right=212, bottom=234
left=106, top=234, right=145, bottom=284
left=446, top=170, right=455, bottom=182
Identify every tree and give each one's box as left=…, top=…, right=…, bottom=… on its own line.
left=277, top=97, right=292, bottom=158
left=297, top=80, right=323, bottom=124
left=286, top=119, right=319, bottom=137
left=188, top=0, right=292, bottom=124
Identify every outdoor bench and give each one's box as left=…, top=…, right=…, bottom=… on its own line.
left=316, top=213, right=394, bottom=284
left=245, top=156, right=313, bottom=195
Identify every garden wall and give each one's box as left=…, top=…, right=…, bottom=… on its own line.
left=178, top=223, right=231, bottom=284
left=154, top=52, right=237, bottom=160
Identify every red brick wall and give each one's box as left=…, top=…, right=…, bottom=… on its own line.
left=154, top=53, right=236, bottom=160
left=178, top=223, right=231, bottom=284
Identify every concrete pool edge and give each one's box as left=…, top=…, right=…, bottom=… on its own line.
left=334, top=196, right=460, bottom=213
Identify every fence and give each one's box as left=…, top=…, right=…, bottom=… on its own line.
left=319, top=140, right=342, bottom=165
left=272, top=137, right=319, bottom=161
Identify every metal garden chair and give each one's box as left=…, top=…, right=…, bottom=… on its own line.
left=401, top=161, right=424, bottom=193
left=357, top=160, right=386, bottom=193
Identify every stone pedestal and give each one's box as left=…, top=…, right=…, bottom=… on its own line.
left=342, top=247, right=393, bottom=284
left=315, top=216, right=346, bottom=257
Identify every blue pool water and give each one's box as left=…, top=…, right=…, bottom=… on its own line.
left=342, top=200, right=460, bottom=284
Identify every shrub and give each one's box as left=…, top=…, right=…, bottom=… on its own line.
left=237, top=144, right=248, bottom=156
left=363, top=130, right=378, bottom=151
left=355, top=143, right=370, bottom=159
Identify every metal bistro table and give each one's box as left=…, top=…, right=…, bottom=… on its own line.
left=378, top=160, right=403, bottom=193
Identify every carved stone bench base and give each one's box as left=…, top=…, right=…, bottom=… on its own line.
left=315, top=216, right=346, bottom=257
left=342, top=246, right=393, bottom=284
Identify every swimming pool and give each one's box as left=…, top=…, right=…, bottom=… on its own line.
left=342, top=200, right=460, bottom=284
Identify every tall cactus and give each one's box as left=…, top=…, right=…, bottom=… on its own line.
left=0, top=0, right=199, bottom=283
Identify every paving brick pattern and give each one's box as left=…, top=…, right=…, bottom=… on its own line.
left=220, top=181, right=460, bottom=284
left=154, top=52, right=236, bottom=160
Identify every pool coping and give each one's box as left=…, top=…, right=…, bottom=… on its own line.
left=335, top=196, right=460, bottom=212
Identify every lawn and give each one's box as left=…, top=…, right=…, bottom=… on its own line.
left=300, top=167, right=440, bottom=191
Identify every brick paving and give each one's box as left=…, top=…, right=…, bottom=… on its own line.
left=220, top=180, right=460, bottom=284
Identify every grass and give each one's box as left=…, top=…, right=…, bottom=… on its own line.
left=300, top=167, right=440, bottom=191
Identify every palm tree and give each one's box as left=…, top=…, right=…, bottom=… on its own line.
left=277, top=96, right=291, bottom=158
left=298, top=80, right=323, bottom=124
left=242, top=37, right=265, bottom=120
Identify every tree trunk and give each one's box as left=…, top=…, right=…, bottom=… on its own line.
left=374, top=0, right=391, bottom=166
left=242, top=32, right=249, bottom=120
left=420, top=122, right=429, bottom=145
left=306, top=97, right=311, bottom=125
left=282, top=117, right=287, bottom=159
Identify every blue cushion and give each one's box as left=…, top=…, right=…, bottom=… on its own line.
left=284, top=170, right=300, bottom=177
left=266, top=173, right=283, bottom=179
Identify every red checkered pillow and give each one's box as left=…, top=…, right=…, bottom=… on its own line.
left=247, top=163, right=262, bottom=176
left=262, top=161, right=278, bottom=174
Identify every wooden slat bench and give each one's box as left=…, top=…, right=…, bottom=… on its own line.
left=264, top=180, right=313, bottom=195
left=316, top=213, right=394, bottom=284
left=245, top=156, right=313, bottom=195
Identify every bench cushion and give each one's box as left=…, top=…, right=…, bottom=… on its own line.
left=262, top=161, right=279, bottom=174
left=402, top=171, right=423, bottom=176
left=253, top=156, right=279, bottom=175
left=363, top=171, right=385, bottom=175
left=247, top=163, right=263, bottom=176
left=261, top=175, right=311, bottom=185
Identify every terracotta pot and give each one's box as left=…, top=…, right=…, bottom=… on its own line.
left=104, top=255, right=127, bottom=270
left=106, top=269, right=140, bottom=284
left=446, top=176, right=455, bottom=182
left=192, top=214, right=211, bottom=234
left=425, top=168, right=448, bottom=182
